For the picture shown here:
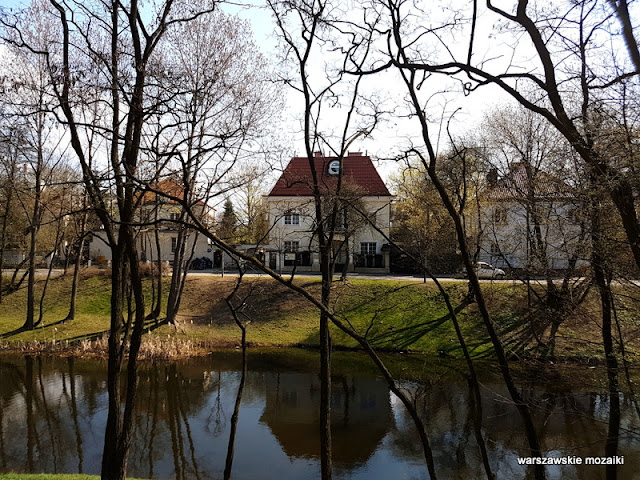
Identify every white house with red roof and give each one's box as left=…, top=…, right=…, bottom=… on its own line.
left=88, top=178, right=215, bottom=265
left=265, top=152, right=393, bottom=273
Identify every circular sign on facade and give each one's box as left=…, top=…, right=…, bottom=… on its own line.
left=328, top=160, right=340, bottom=176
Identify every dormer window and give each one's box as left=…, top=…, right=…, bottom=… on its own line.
left=328, top=160, right=340, bottom=176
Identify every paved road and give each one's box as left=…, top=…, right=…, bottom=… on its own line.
left=186, top=269, right=525, bottom=283
left=17, top=267, right=590, bottom=285
left=186, top=270, right=603, bottom=285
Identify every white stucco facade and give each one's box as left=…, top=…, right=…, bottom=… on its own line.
left=478, top=199, right=588, bottom=271
left=265, top=195, right=392, bottom=273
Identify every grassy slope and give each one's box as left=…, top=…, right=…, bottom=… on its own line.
left=1, top=271, right=638, bottom=360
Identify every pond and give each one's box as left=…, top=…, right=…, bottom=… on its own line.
left=0, top=350, right=639, bottom=479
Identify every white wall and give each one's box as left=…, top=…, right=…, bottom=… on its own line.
left=266, top=195, right=392, bottom=272
left=478, top=201, right=587, bottom=270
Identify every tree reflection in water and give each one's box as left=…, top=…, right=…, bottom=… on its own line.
left=62, top=357, right=84, bottom=474
left=0, top=354, right=639, bottom=479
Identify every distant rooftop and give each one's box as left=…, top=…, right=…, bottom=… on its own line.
left=487, top=162, right=575, bottom=201
left=139, top=178, right=207, bottom=207
left=268, top=152, right=392, bottom=197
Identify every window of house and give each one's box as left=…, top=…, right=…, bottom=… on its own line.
left=493, top=207, right=508, bottom=224
left=360, top=242, right=377, bottom=255
left=171, top=237, right=178, bottom=253
left=335, top=209, right=348, bottom=229
left=328, top=160, right=340, bottom=176
left=336, top=209, right=346, bottom=229
left=490, top=242, right=501, bottom=256
left=170, top=212, right=180, bottom=221
left=283, top=241, right=299, bottom=266
left=284, top=213, right=300, bottom=225
left=284, top=241, right=299, bottom=252
left=299, top=251, right=312, bottom=266
left=282, top=390, right=298, bottom=407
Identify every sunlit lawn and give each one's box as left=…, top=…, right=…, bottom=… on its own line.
left=0, top=273, right=114, bottom=344
left=0, top=272, right=482, bottom=355
left=329, top=279, right=491, bottom=355
left=2, top=270, right=630, bottom=360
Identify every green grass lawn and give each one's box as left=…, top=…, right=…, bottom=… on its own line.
left=326, top=279, right=489, bottom=355
left=0, top=273, right=113, bottom=343
left=1, top=270, right=638, bottom=360
left=0, top=272, right=484, bottom=356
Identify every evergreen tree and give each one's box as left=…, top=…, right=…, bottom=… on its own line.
left=218, top=199, right=238, bottom=242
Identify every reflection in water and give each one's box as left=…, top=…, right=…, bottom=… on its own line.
left=223, top=340, right=247, bottom=480
left=260, top=373, right=392, bottom=465
left=25, top=356, right=35, bottom=472
left=63, top=357, right=84, bottom=473
left=0, top=353, right=639, bottom=479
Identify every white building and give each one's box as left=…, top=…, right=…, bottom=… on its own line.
left=265, top=152, right=393, bottom=273
left=88, top=179, right=215, bottom=266
left=478, top=162, right=587, bottom=272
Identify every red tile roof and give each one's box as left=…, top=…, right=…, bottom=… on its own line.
left=139, top=178, right=207, bottom=207
left=268, top=153, right=392, bottom=197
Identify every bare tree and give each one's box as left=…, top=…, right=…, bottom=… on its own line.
left=355, top=2, right=546, bottom=477
left=2, top=0, right=219, bottom=478
left=164, top=2, right=444, bottom=478
left=479, top=106, right=591, bottom=357
left=393, top=0, right=640, bottom=274
left=1, top=3, right=68, bottom=329
left=143, top=5, right=276, bottom=324
left=235, top=165, right=270, bottom=245
left=266, top=1, right=374, bottom=475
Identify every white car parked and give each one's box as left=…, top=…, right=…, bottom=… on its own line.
left=475, top=261, right=506, bottom=279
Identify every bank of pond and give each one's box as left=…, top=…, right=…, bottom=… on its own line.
left=4, top=275, right=640, bottom=362
left=0, top=349, right=639, bottom=479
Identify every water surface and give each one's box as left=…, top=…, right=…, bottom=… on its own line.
left=0, top=351, right=639, bottom=479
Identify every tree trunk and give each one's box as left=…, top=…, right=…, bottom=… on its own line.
left=591, top=181, right=620, bottom=480
left=64, top=237, right=85, bottom=322
left=100, top=226, right=147, bottom=480
left=36, top=195, right=66, bottom=327
left=146, top=225, right=163, bottom=321
left=0, top=167, right=15, bottom=304
left=319, top=246, right=332, bottom=480
left=166, top=227, right=198, bottom=325
left=35, top=249, right=58, bottom=328
left=24, top=109, right=45, bottom=331
left=101, top=245, right=126, bottom=480
left=166, top=228, right=186, bottom=324
left=25, top=221, right=37, bottom=330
